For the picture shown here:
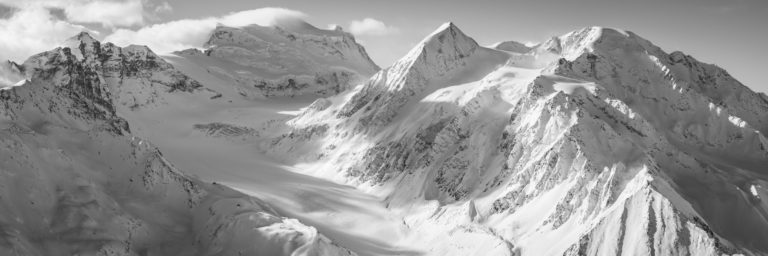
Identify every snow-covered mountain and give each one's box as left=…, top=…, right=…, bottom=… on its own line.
left=0, top=33, right=355, bottom=256
left=3, top=17, right=768, bottom=256
left=173, top=18, right=379, bottom=98
left=267, top=23, right=768, bottom=255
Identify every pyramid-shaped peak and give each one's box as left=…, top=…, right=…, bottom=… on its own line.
left=421, top=22, right=473, bottom=45
left=436, top=22, right=457, bottom=32
left=63, top=31, right=103, bottom=60
left=400, top=22, right=479, bottom=65
left=383, top=22, right=481, bottom=85
left=68, top=31, right=100, bottom=45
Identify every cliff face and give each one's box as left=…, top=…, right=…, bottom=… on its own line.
left=267, top=25, right=768, bottom=255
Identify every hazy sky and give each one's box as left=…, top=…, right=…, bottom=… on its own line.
left=1, top=0, right=766, bottom=93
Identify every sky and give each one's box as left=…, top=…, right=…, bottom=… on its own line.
left=0, top=0, right=766, bottom=93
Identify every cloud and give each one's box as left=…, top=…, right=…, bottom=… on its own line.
left=0, top=0, right=145, bottom=27
left=0, top=5, right=308, bottom=65
left=0, top=7, right=88, bottom=62
left=64, top=0, right=144, bottom=27
left=349, top=18, right=399, bottom=36
left=326, top=24, right=341, bottom=30
left=104, top=7, right=307, bottom=54
left=105, top=18, right=218, bottom=54
left=153, top=1, right=172, bottom=14
left=143, top=1, right=174, bottom=22
left=217, top=7, right=307, bottom=27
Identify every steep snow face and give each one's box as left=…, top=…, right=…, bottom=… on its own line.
left=334, top=22, right=508, bottom=129
left=173, top=21, right=379, bottom=98
left=0, top=35, right=355, bottom=256
left=267, top=24, right=768, bottom=255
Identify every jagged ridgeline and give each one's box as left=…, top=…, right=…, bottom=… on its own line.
left=269, top=23, right=768, bottom=255
left=0, top=33, right=355, bottom=256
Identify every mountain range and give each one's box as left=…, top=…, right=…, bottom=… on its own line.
left=1, top=16, right=767, bottom=256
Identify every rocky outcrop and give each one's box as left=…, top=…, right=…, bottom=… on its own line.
left=20, top=32, right=207, bottom=111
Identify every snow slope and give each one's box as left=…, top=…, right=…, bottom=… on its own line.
left=173, top=18, right=379, bottom=98
left=0, top=33, right=356, bottom=256
left=491, top=40, right=532, bottom=53
left=268, top=23, right=768, bottom=255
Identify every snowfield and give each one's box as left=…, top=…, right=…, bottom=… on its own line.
left=0, top=16, right=767, bottom=256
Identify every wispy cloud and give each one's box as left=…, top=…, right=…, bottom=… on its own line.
left=153, top=1, right=172, bottom=14
left=0, top=1, right=307, bottom=63
left=217, top=8, right=306, bottom=27
left=104, top=7, right=307, bottom=54
left=349, top=18, right=399, bottom=36
left=0, top=0, right=145, bottom=27
left=0, top=6, right=89, bottom=62
left=0, top=0, right=151, bottom=62
left=64, top=0, right=144, bottom=27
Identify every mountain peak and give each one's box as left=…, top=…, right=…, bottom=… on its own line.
left=398, top=22, right=479, bottom=68
left=198, top=20, right=379, bottom=97
left=63, top=31, right=103, bottom=61
left=70, top=31, right=97, bottom=41
left=67, top=31, right=100, bottom=47
left=436, top=22, right=456, bottom=32
left=539, top=26, right=659, bottom=59
left=420, top=22, right=472, bottom=46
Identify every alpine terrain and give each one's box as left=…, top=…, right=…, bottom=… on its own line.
left=0, top=13, right=767, bottom=256
left=0, top=28, right=360, bottom=255
left=267, top=23, right=768, bottom=255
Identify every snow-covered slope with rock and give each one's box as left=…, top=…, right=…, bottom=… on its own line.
left=267, top=23, right=768, bottom=255
left=173, top=18, right=379, bottom=98
left=0, top=34, right=355, bottom=256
